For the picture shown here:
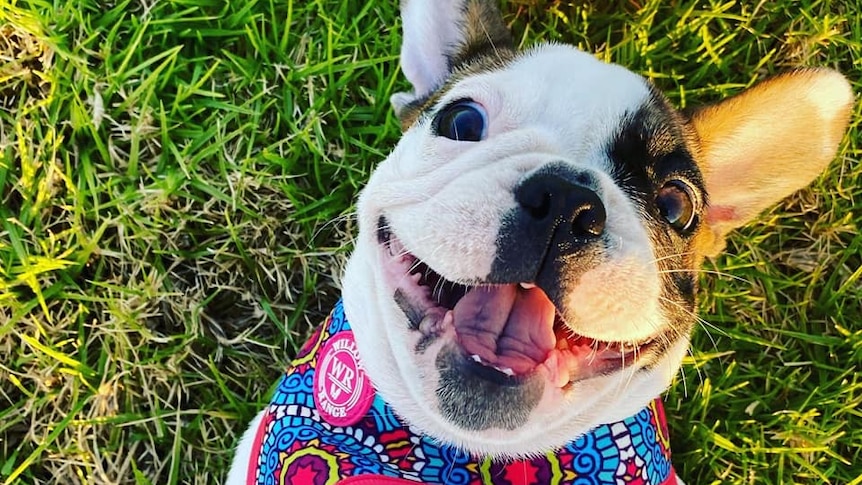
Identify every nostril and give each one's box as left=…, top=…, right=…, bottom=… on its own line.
left=571, top=203, right=606, bottom=237
left=516, top=180, right=553, bottom=220
left=524, top=192, right=552, bottom=219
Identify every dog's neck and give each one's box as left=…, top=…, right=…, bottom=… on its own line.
left=244, top=300, right=679, bottom=485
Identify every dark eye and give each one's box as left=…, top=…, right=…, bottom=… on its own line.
left=656, top=180, right=696, bottom=232
left=433, top=100, right=487, bottom=142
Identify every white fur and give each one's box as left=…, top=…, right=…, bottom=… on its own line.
left=398, top=0, right=465, bottom=99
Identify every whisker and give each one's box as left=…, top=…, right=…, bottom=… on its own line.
left=478, top=8, right=504, bottom=64
left=683, top=342, right=703, bottom=395
left=658, top=268, right=751, bottom=284
left=678, top=354, right=689, bottom=398
left=311, top=211, right=356, bottom=241
left=649, top=249, right=695, bottom=265
left=658, top=295, right=724, bottom=351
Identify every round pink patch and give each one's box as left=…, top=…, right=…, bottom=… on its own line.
left=313, top=330, right=374, bottom=426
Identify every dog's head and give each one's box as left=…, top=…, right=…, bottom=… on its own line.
left=342, top=0, right=853, bottom=456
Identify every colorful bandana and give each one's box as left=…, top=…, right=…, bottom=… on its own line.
left=247, top=300, right=678, bottom=485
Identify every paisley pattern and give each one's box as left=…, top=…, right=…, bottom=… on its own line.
left=247, top=300, right=677, bottom=485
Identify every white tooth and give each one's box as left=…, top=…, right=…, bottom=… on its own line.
left=390, top=237, right=404, bottom=254
left=499, top=367, right=515, bottom=376
left=471, top=354, right=483, bottom=363
left=442, top=310, right=454, bottom=327
left=519, top=282, right=537, bottom=289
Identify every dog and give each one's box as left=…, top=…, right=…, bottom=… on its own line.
left=227, top=1, right=853, bottom=483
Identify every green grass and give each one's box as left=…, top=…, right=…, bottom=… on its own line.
left=0, top=0, right=859, bottom=483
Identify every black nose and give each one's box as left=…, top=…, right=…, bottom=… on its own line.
left=515, top=172, right=606, bottom=238
left=488, top=168, right=607, bottom=285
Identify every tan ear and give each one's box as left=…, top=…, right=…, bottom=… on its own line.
left=690, top=68, right=854, bottom=257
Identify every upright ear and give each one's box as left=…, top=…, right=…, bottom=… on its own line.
left=391, top=0, right=513, bottom=121
left=690, top=69, right=854, bottom=257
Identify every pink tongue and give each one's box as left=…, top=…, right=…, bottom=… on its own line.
left=452, top=285, right=557, bottom=374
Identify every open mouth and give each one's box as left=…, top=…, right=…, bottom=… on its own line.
left=378, top=217, right=662, bottom=388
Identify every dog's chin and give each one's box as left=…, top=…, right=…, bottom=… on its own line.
left=365, top=220, right=684, bottom=455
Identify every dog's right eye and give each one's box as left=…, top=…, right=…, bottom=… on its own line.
left=434, top=100, right=487, bottom=142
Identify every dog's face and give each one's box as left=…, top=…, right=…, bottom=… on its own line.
left=342, top=0, right=852, bottom=456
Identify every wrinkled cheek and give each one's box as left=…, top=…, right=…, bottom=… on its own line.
left=384, top=188, right=510, bottom=282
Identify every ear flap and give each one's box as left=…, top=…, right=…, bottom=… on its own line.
left=392, top=0, right=513, bottom=120
left=690, top=68, right=854, bottom=256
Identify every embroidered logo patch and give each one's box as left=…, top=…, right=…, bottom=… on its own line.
left=313, top=330, right=373, bottom=426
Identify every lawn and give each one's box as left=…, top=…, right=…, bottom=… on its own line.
left=0, top=0, right=859, bottom=484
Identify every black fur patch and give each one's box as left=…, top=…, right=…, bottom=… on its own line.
left=607, top=94, right=703, bottom=213
left=607, top=91, right=705, bottom=336
left=673, top=272, right=697, bottom=306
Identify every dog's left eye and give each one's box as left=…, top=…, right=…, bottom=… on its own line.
left=656, top=180, right=696, bottom=232
left=434, top=100, right=488, bottom=142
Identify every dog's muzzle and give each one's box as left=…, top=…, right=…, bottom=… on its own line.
left=491, top=163, right=607, bottom=285
left=376, top=163, right=661, bottom=387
